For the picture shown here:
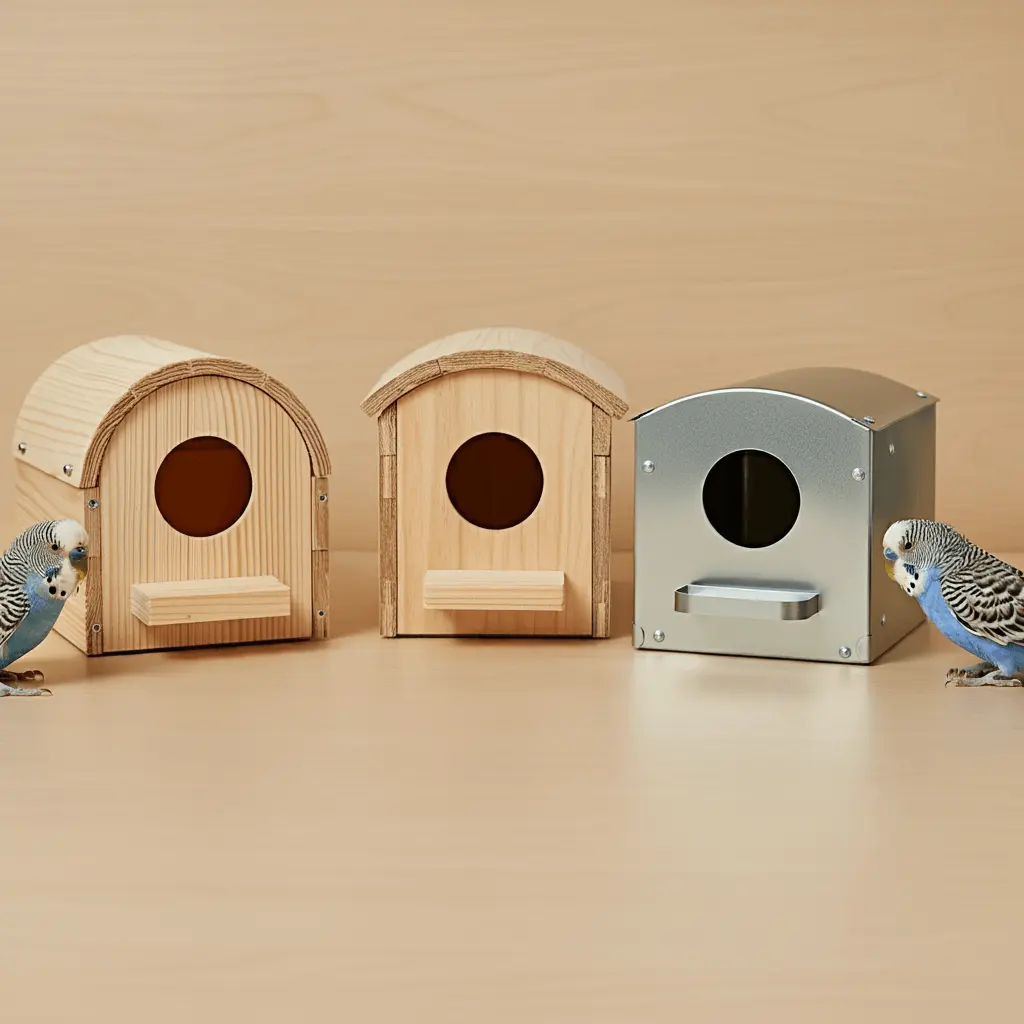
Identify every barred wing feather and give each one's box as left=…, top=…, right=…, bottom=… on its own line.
left=941, top=554, right=1024, bottom=647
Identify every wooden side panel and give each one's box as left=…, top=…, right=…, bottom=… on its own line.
left=312, top=477, right=329, bottom=551
left=397, top=369, right=592, bottom=636
left=312, top=549, right=330, bottom=639
left=592, top=406, right=612, bottom=458
left=592, top=402, right=612, bottom=638
left=378, top=403, right=398, bottom=637
left=592, top=453, right=612, bottom=639
left=311, top=477, right=331, bottom=640
left=186, top=376, right=312, bottom=649
left=12, top=461, right=91, bottom=653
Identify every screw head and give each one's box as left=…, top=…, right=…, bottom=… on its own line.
left=16, top=442, right=26, bottom=454
left=916, top=391, right=928, bottom=398
left=62, top=464, right=73, bottom=477
left=888, top=443, right=895, bottom=456
left=318, top=493, right=327, bottom=502
left=852, top=467, right=866, bottom=481
left=839, top=646, right=852, bottom=659
left=653, top=629, right=665, bottom=643
left=317, top=609, right=325, bottom=618
left=87, top=498, right=99, bottom=510
left=862, top=415, right=875, bottom=424
left=642, top=460, right=655, bottom=474
left=91, top=623, right=102, bottom=633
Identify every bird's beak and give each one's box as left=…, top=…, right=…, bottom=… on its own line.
left=884, top=559, right=896, bottom=580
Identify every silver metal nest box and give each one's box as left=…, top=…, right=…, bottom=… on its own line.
left=632, top=367, right=938, bottom=664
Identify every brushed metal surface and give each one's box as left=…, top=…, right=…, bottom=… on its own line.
left=634, top=367, right=937, bottom=432
left=674, top=583, right=820, bottom=620
left=866, top=404, right=936, bottom=659
left=633, top=386, right=872, bottom=662
left=633, top=373, right=937, bottom=664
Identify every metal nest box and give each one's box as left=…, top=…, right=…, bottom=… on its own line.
left=632, top=367, right=938, bottom=664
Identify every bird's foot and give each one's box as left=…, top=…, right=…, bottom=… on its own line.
left=0, top=669, right=50, bottom=696
left=947, top=668, right=1024, bottom=687
left=945, top=662, right=996, bottom=686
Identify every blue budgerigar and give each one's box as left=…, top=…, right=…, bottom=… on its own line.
left=883, top=519, right=1024, bottom=687
left=0, top=519, right=89, bottom=697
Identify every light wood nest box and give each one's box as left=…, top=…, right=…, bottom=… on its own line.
left=361, top=327, right=629, bottom=638
left=12, top=336, right=331, bottom=655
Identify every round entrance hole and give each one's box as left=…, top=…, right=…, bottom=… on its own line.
left=154, top=435, right=253, bottom=538
left=702, top=449, right=800, bottom=548
left=445, top=432, right=544, bottom=530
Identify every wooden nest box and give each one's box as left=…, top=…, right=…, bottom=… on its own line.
left=12, top=335, right=331, bottom=655
left=361, top=327, right=629, bottom=638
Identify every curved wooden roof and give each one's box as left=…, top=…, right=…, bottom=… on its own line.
left=13, top=335, right=331, bottom=488
left=360, top=327, right=629, bottom=419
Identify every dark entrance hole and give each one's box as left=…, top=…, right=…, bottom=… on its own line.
left=445, top=432, right=544, bottom=530
left=154, top=435, right=253, bottom=538
left=702, top=449, right=800, bottom=548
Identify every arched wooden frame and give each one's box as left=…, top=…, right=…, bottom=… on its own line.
left=361, top=327, right=628, bottom=639
left=13, top=337, right=331, bottom=654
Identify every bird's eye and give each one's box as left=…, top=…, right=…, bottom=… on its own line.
left=50, top=543, right=59, bottom=552
left=904, top=542, right=913, bottom=552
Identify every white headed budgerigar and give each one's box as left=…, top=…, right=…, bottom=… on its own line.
left=883, top=519, right=1024, bottom=687
left=0, top=519, right=89, bottom=697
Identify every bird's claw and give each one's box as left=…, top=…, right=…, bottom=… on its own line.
left=0, top=669, right=45, bottom=684
left=945, top=666, right=1024, bottom=687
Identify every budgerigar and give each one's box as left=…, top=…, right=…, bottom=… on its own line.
left=883, top=519, right=1024, bottom=687
left=0, top=519, right=89, bottom=697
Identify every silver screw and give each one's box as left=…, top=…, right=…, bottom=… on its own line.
left=888, top=443, right=895, bottom=456
left=881, top=614, right=887, bottom=626
left=317, top=609, right=325, bottom=618
left=16, top=442, right=26, bottom=454
left=862, top=416, right=875, bottom=424
left=91, top=623, right=102, bottom=633
left=653, top=629, right=665, bottom=643
left=916, top=391, right=928, bottom=398
left=63, top=464, right=73, bottom=477
left=839, top=646, right=851, bottom=659
left=318, top=493, right=327, bottom=503
left=852, top=467, right=866, bottom=481
left=87, top=498, right=99, bottom=510
left=642, top=460, right=655, bottom=474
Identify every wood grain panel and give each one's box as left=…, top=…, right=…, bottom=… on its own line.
left=592, top=454, right=612, bottom=639
left=312, top=477, right=329, bottom=551
left=377, top=402, right=398, bottom=637
left=100, top=379, right=192, bottom=653
left=311, top=549, right=330, bottom=639
left=186, top=375, right=312, bottom=648
left=98, top=376, right=313, bottom=652
left=3, top=3, right=1024, bottom=550
left=397, top=368, right=592, bottom=636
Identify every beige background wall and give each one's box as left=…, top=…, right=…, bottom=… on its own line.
left=1, top=2, right=1022, bottom=553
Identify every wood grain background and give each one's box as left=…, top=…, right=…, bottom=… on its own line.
left=2, top=1, right=1022, bottom=552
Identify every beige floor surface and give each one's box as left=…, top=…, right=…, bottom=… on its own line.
left=2, top=551, right=1023, bottom=1022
